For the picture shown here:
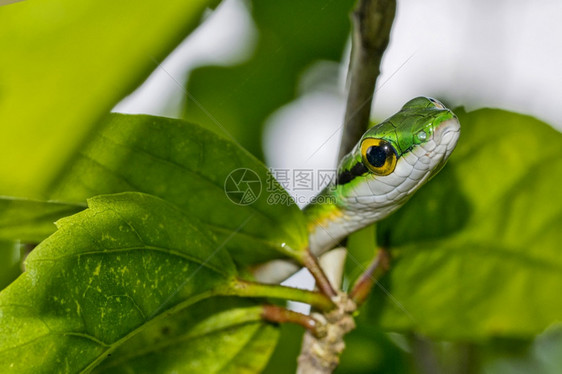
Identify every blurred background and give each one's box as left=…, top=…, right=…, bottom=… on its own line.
left=115, top=0, right=562, bottom=205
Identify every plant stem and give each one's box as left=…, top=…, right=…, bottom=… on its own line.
left=296, top=295, right=357, bottom=374
left=297, top=251, right=355, bottom=374
left=261, top=304, right=325, bottom=338
left=302, top=249, right=337, bottom=299
left=228, top=278, right=335, bottom=311
left=338, top=0, right=396, bottom=160
left=350, top=247, right=390, bottom=305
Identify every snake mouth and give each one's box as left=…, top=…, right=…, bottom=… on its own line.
left=434, top=117, right=461, bottom=154
left=426, top=116, right=461, bottom=178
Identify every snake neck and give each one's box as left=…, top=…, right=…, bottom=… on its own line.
left=303, top=184, right=350, bottom=255
left=304, top=184, right=342, bottom=227
left=303, top=182, right=409, bottom=256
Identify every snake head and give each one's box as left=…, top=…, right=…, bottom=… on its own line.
left=335, top=96, right=461, bottom=213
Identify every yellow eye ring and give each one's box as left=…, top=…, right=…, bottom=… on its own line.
left=360, top=138, right=398, bottom=176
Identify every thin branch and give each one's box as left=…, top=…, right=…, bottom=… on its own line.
left=228, top=278, right=335, bottom=311
left=349, top=247, right=390, bottom=305
left=302, top=249, right=338, bottom=299
left=338, top=0, right=396, bottom=160
left=261, top=304, right=326, bottom=338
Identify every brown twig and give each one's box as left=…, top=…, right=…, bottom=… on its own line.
left=261, top=304, right=326, bottom=338
left=338, top=0, right=396, bottom=160
left=302, top=249, right=338, bottom=299
left=349, top=247, right=391, bottom=305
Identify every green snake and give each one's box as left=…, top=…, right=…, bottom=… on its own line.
left=255, top=97, right=460, bottom=282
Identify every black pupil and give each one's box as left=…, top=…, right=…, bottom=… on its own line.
left=366, top=145, right=389, bottom=167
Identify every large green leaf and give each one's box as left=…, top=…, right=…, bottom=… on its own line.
left=184, top=0, right=354, bottom=159
left=96, top=298, right=279, bottom=374
left=0, top=0, right=210, bottom=196
left=0, top=197, right=83, bottom=243
left=0, top=192, right=238, bottom=373
left=361, top=108, right=562, bottom=340
left=46, top=113, right=308, bottom=264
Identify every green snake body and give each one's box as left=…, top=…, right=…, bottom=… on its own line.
left=304, top=97, right=460, bottom=256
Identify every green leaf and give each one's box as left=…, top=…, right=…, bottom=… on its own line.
left=95, top=298, right=279, bottom=374
left=184, top=0, right=354, bottom=159
left=0, top=192, right=238, bottom=373
left=363, top=108, right=562, bottom=340
left=0, top=0, right=210, bottom=197
left=47, top=113, right=308, bottom=264
left=0, top=197, right=83, bottom=243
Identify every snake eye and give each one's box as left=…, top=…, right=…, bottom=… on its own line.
left=360, top=138, right=397, bottom=176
